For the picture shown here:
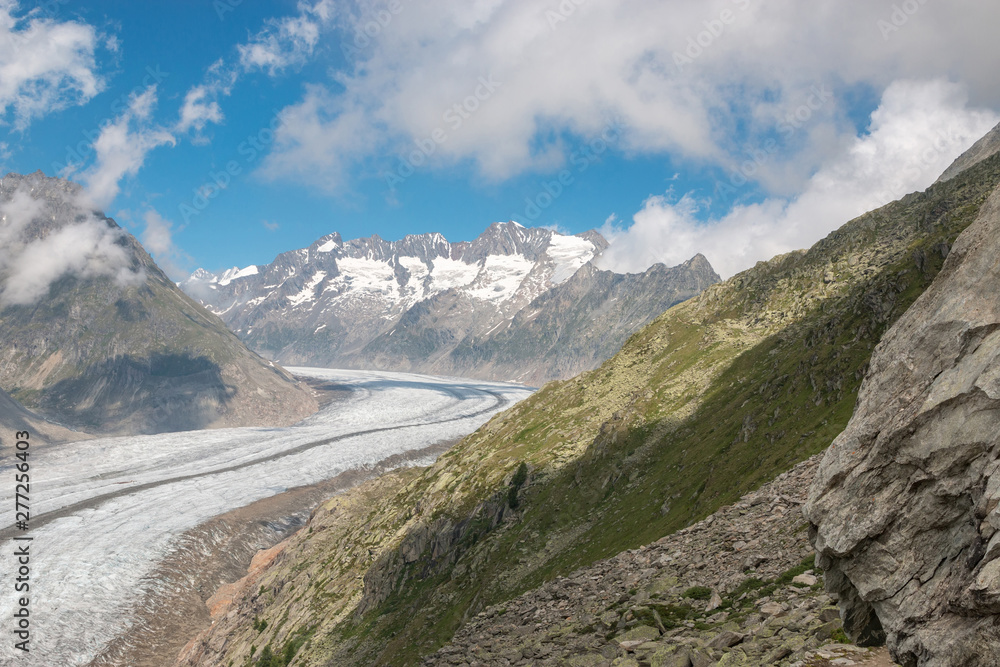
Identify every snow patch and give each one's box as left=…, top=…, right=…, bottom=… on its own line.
left=288, top=272, right=327, bottom=306
left=317, top=237, right=339, bottom=252
left=218, top=264, right=259, bottom=286
left=468, top=254, right=534, bottom=303
left=547, top=235, right=595, bottom=285
left=332, top=257, right=397, bottom=295
left=429, top=257, right=480, bottom=293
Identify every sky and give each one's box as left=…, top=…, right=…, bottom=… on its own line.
left=1, top=0, right=1000, bottom=281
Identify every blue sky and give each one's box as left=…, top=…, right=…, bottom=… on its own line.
left=2, top=0, right=1000, bottom=278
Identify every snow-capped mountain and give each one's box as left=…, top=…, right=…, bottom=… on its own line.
left=182, top=222, right=719, bottom=384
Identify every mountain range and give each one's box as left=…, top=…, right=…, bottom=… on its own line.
left=181, top=223, right=720, bottom=385
left=175, top=125, right=1000, bottom=666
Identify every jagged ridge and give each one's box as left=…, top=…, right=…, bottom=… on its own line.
left=181, top=224, right=719, bottom=385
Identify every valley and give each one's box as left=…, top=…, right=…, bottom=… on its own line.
left=0, top=369, right=532, bottom=666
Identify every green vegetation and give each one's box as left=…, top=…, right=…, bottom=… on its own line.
left=718, top=556, right=819, bottom=612
left=249, top=626, right=314, bottom=667
left=216, top=155, right=1000, bottom=667
left=683, top=586, right=713, bottom=601
left=507, top=462, right=529, bottom=509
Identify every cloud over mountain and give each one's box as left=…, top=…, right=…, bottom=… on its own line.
left=597, top=79, right=1000, bottom=278
left=0, top=175, right=141, bottom=307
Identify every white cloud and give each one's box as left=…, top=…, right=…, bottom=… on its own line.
left=141, top=208, right=188, bottom=280
left=596, top=80, right=1000, bottom=279
left=0, top=185, right=142, bottom=307
left=78, top=86, right=175, bottom=209
left=176, top=1, right=336, bottom=137
left=176, top=85, right=224, bottom=134
left=0, top=1, right=103, bottom=130
left=237, top=0, right=335, bottom=75
left=255, top=0, right=1000, bottom=192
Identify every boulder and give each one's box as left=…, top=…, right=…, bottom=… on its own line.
left=805, top=183, right=1000, bottom=666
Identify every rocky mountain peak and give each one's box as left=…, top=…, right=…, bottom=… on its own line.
left=0, top=171, right=317, bottom=434
left=181, top=222, right=716, bottom=384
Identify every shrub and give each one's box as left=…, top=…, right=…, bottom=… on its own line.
left=683, top=586, right=713, bottom=600
left=507, top=462, right=529, bottom=509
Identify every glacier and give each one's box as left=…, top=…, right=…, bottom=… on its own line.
left=0, top=368, right=532, bottom=666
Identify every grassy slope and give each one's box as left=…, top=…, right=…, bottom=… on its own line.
left=215, top=155, right=1000, bottom=667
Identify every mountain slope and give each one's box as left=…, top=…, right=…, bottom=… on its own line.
left=182, top=224, right=719, bottom=384
left=936, top=121, right=1000, bottom=183
left=806, top=172, right=1000, bottom=665
left=177, top=146, right=1000, bottom=665
left=0, top=172, right=317, bottom=435
left=367, top=254, right=719, bottom=385
left=0, top=387, right=85, bottom=447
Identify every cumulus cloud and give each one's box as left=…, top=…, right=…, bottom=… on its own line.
left=176, top=85, right=224, bottom=135
left=0, top=0, right=103, bottom=130
left=253, top=0, right=1000, bottom=192
left=78, top=86, right=175, bottom=209
left=238, top=0, right=334, bottom=75
left=596, top=80, right=1000, bottom=279
left=175, top=1, right=336, bottom=136
left=0, top=186, right=142, bottom=307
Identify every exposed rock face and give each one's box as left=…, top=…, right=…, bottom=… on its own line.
left=181, top=223, right=719, bottom=384
left=805, top=182, right=1000, bottom=666
left=0, top=171, right=317, bottom=434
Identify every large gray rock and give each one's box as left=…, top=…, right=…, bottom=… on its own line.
left=805, top=182, right=1000, bottom=666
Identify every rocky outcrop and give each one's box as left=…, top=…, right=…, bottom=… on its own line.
left=805, top=182, right=1000, bottom=665
left=422, top=455, right=899, bottom=667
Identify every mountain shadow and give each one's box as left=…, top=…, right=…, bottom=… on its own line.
left=39, top=353, right=235, bottom=435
